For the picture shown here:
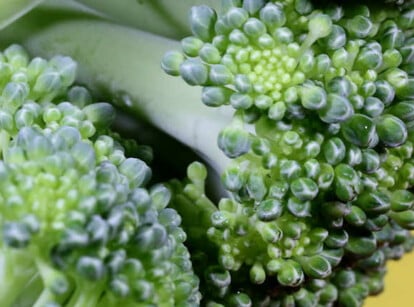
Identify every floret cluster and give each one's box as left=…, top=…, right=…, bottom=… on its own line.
left=0, top=0, right=414, bottom=306
left=163, top=0, right=414, bottom=305
left=0, top=45, right=199, bottom=307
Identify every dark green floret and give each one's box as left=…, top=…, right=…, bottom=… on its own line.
left=162, top=0, right=414, bottom=305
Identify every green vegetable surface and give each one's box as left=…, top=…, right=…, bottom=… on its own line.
left=0, top=0, right=414, bottom=306
left=0, top=45, right=199, bottom=307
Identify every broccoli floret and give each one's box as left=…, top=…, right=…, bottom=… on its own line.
left=160, top=0, right=414, bottom=303
left=169, top=161, right=414, bottom=306
left=3, top=0, right=414, bottom=306
left=0, top=45, right=199, bottom=307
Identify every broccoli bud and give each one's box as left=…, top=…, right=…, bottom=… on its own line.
left=163, top=0, right=414, bottom=305
left=0, top=45, right=200, bottom=307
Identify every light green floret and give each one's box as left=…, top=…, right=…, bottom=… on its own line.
left=0, top=128, right=198, bottom=307
left=169, top=161, right=414, bottom=306
left=163, top=0, right=414, bottom=148
left=161, top=0, right=414, bottom=219
left=170, top=162, right=339, bottom=291
left=0, top=45, right=200, bottom=307
left=162, top=0, right=414, bottom=155
left=0, top=44, right=115, bottom=149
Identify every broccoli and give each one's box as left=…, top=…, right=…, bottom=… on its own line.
left=1, top=0, right=414, bottom=306
left=0, top=45, right=199, bottom=306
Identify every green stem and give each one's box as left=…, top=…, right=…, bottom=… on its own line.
left=0, top=5, right=232, bottom=173
left=0, top=0, right=44, bottom=30
left=12, top=273, right=44, bottom=307
left=97, top=290, right=157, bottom=307
left=32, top=287, right=58, bottom=307
left=65, top=277, right=106, bottom=307
left=168, top=163, right=218, bottom=248
left=0, top=131, right=10, bottom=159
left=34, top=256, right=73, bottom=303
left=0, top=246, right=37, bottom=306
left=74, top=0, right=223, bottom=39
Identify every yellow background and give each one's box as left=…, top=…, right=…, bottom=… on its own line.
left=365, top=251, right=414, bottom=306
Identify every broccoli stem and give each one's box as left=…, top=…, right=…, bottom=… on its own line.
left=97, top=294, right=143, bottom=307
left=12, top=274, right=44, bottom=307
left=74, top=0, right=223, bottom=39
left=33, top=256, right=73, bottom=305
left=32, top=288, right=57, bottom=307
left=0, top=131, right=9, bottom=158
left=65, top=279, right=106, bottom=307
left=0, top=246, right=37, bottom=306
left=0, top=0, right=44, bottom=30
left=169, top=180, right=218, bottom=246
left=0, top=4, right=232, bottom=174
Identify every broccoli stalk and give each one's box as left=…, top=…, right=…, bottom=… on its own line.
left=0, top=246, right=39, bottom=306
left=74, top=0, right=223, bottom=40
left=0, top=0, right=44, bottom=30
left=72, top=0, right=411, bottom=42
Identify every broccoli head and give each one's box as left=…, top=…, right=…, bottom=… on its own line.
left=0, top=44, right=199, bottom=307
